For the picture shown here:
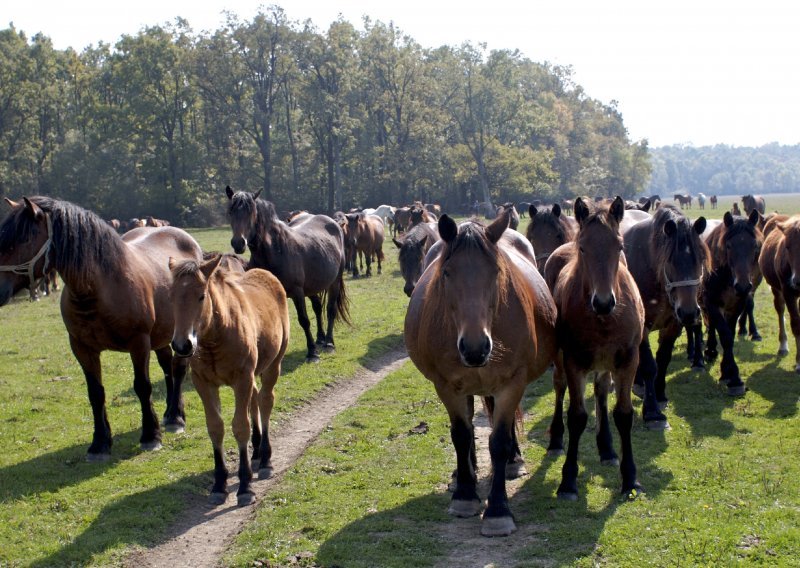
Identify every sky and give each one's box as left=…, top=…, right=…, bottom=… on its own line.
left=5, top=0, right=798, bottom=148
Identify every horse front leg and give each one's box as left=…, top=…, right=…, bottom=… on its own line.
left=547, top=354, right=567, bottom=455
left=129, top=335, right=162, bottom=451
left=614, top=361, right=643, bottom=498
left=783, top=289, right=800, bottom=372
left=655, top=324, right=682, bottom=407
left=156, top=346, right=186, bottom=433
left=635, top=334, right=668, bottom=429
left=688, top=321, right=705, bottom=370
left=772, top=288, right=789, bottom=356
left=232, top=377, right=256, bottom=506
left=194, top=378, right=228, bottom=505
left=709, top=306, right=745, bottom=396
left=557, top=361, right=588, bottom=501
left=69, top=336, right=112, bottom=460
left=291, top=293, right=319, bottom=362
left=437, top=388, right=481, bottom=518
left=256, top=359, right=281, bottom=479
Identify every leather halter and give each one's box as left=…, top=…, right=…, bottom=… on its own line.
left=0, top=214, right=53, bottom=299
left=663, top=266, right=703, bottom=293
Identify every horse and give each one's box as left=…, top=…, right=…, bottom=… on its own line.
left=409, top=205, right=436, bottom=228
left=701, top=210, right=763, bottom=396
left=226, top=186, right=350, bottom=362
left=404, top=209, right=557, bottom=537
left=425, top=203, right=442, bottom=217
left=496, top=203, right=520, bottom=230
left=710, top=195, right=718, bottom=209
left=625, top=199, right=652, bottom=212
left=0, top=196, right=202, bottom=459
left=517, top=202, right=531, bottom=218
left=732, top=202, right=742, bottom=216
left=618, top=208, right=652, bottom=236
left=673, top=193, right=692, bottom=209
left=543, top=196, right=644, bottom=501
left=696, top=193, right=706, bottom=210
left=624, top=205, right=709, bottom=429
left=742, top=194, right=766, bottom=216
left=394, top=206, right=412, bottom=234
left=169, top=254, right=289, bottom=506
left=344, top=212, right=385, bottom=278
left=524, top=203, right=577, bottom=274
left=560, top=198, right=573, bottom=214
left=34, top=267, right=59, bottom=299
left=393, top=222, right=440, bottom=297
left=759, top=215, right=800, bottom=372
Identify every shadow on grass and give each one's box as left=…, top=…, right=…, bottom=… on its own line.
left=357, top=333, right=406, bottom=369
left=28, top=473, right=210, bottom=568
left=0, top=429, right=146, bottom=504
left=746, top=359, right=800, bottom=418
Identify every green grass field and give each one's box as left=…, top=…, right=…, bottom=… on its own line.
left=1, top=196, right=800, bottom=567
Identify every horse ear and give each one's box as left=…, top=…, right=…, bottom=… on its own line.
left=664, top=219, right=677, bottom=237
left=438, top=214, right=458, bottom=243
left=392, top=237, right=404, bottom=249
left=4, top=197, right=19, bottom=209
left=641, top=199, right=652, bottom=213
left=574, top=198, right=590, bottom=224
left=529, top=204, right=537, bottom=218
left=225, top=185, right=234, bottom=199
left=552, top=203, right=562, bottom=217
left=608, top=196, right=625, bottom=224
left=200, top=254, right=224, bottom=280
left=22, top=197, right=44, bottom=220
left=486, top=208, right=510, bottom=244
left=253, top=189, right=262, bottom=199
left=694, top=217, right=707, bottom=235
left=748, top=209, right=761, bottom=227
left=724, top=211, right=734, bottom=227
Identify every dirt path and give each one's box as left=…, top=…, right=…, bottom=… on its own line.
left=124, top=348, right=410, bottom=568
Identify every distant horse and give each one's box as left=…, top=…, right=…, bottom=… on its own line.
left=405, top=209, right=557, bottom=536
left=742, top=194, right=766, bottom=216
left=495, top=203, right=520, bottom=231
left=409, top=205, right=436, bottom=228
left=517, top=202, right=531, bottom=218
left=106, top=218, right=121, bottom=232
left=625, top=199, right=651, bottom=212
left=345, top=212, right=385, bottom=277
left=702, top=210, right=763, bottom=395
left=394, top=207, right=412, bottom=234
left=544, top=196, right=644, bottom=501
left=560, top=198, right=573, bottom=214
left=673, top=193, right=692, bottom=209
left=0, top=196, right=202, bottom=459
left=710, top=195, right=718, bottom=209
left=145, top=216, right=170, bottom=227
left=170, top=254, right=289, bottom=506
left=226, top=186, right=350, bottom=362
left=624, top=205, right=709, bottom=429
left=525, top=203, right=578, bottom=273
left=732, top=202, right=742, bottom=216
left=759, top=215, right=800, bottom=371
left=34, top=267, right=59, bottom=300
left=696, top=193, right=706, bottom=210
left=425, top=203, right=442, bottom=217
left=393, top=222, right=439, bottom=297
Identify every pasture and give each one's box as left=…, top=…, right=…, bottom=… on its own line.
left=0, top=197, right=799, bottom=566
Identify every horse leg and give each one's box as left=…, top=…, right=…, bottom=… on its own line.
left=156, top=346, right=186, bottom=433
left=310, top=294, right=326, bottom=346
left=594, top=372, right=618, bottom=465
left=129, top=335, right=162, bottom=451
left=437, top=388, right=481, bottom=518
left=613, top=363, right=642, bottom=498
left=746, top=293, right=762, bottom=341
left=377, top=249, right=383, bottom=275
left=291, top=293, right=319, bottom=362
left=547, top=354, right=567, bottom=456
left=322, top=280, right=343, bottom=352
left=256, top=360, right=281, bottom=479
left=194, top=379, right=229, bottom=505
left=772, top=289, right=789, bottom=356
left=784, top=289, right=800, bottom=372
left=635, top=334, right=668, bottom=429
left=69, top=337, right=112, bottom=460
left=249, top=383, right=263, bottom=467
left=689, top=321, right=705, bottom=370
left=703, top=310, right=719, bottom=363
left=655, top=325, right=682, bottom=408
left=232, top=377, right=256, bottom=506
left=365, top=248, right=372, bottom=277
left=709, top=306, right=744, bottom=395
left=557, top=363, right=588, bottom=501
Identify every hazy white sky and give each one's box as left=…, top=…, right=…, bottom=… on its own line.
left=5, top=0, right=798, bottom=148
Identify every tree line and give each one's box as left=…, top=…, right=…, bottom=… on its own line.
left=1, top=7, right=651, bottom=225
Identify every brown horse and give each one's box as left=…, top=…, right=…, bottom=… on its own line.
left=496, top=203, right=520, bottom=230
left=393, top=222, right=439, bottom=297
left=0, top=196, right=202, bottom=459
left=345, top=212, right=385, bottom=277
left=759, top=215, right=800, bottom=371
left=226, top=186, right=349, bottom=362
left=673, top=193, right=692, bottom=209
left=393, top=206, right=412, bottom=234
left=409, top=205, right=436, bottom=228
left=742, top=194, right=766, bottom=216
left=624, top=205, right=709, bottom=428
left=544, top=196, right=644, bottom=500
left=170, top=254, right=289, bottom=506
left=525, top=203, right=578, bottom=273
left=710, top=195, right=718, bottom=209
left=702, top=210, right=763, bottom=395
left=405, top=209, right=557, bottom=537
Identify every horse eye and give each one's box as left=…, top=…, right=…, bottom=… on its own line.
left=442, top=269, right=450, bottom=278
left=199, top=293, right=206, bottom=302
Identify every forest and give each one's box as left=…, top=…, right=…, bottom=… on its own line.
left=0, top=7, right=650, bottom=225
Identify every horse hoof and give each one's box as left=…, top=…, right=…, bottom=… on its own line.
left=259, top=467, right=274, bottom=479
left=644, top=418, right=670, bottom=431
left=601, top=457, right=619, bottom=467
left=448, top=498, right=483, bottom=517
left=237, top=492, right=256, bottom=507
left=752, top=334, right=762, bottom=342
left=623, top=486, right=644, bottom=500
left=727, top=384, right=747, bottom=396
left=322, top=343, right=336, bottom=353
left=305, top=355, right=320, bottom=364
left=631, top=383, right=645, bottom=399
left=505, top=461, right=527, bottom=479
left=140, top=441, right=163, bottom=452
left=208, top=492, right=228, bottom=505
left=777, top=348, right=789, bottom=356
left=546, top=448, right=565, bottom=458
left=163, top=423, right=185, bottom=434
left=557, top=491, right=578, bottom=502
left=794, top=364, right=800, bottom=374
left=86, top=452, right=111, bottom=463
left=480, top=516, right=516, bottom=537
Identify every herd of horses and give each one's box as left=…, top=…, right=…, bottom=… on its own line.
left=0, top=189, right=794, bottom=537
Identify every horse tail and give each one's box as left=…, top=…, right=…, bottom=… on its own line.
left=333, top=270, right=351, bottom=325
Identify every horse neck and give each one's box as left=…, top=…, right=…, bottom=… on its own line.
left=196, top=276, right=231, bottom=342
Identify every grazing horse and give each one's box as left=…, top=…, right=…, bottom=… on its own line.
left=525, top=203, right=578, bottom=273
left=742, top=194, right=766, bottom=216
left=345, top=212, right=385, bottom=277
left=544, top=196, right=644, bottom=501
left=624, top=205, right=709, bottom=428
left=226, top=186, right=350, bottom=362
left=710, top=195, right=718, bottom=209
left=702, top=210, right=763, bottom=395
left=393, top=222, right=440, bottom=297
left=759, top=215, right=800, bottom=371
left=0, top=196, right=202, bottom=459
left=673, top=193, right=692, bottom=209
left=405, top=209, right=557, bottom=537
left=170, top=254, right=290, bottom=506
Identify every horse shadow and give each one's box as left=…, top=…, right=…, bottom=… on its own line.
left=28, top=473, right=210, bottom=567
left=745, top=359, right=800, bottom=419
left=357, top=333, right=406, bottom=368
left=0, top=429, right=144, bottom=504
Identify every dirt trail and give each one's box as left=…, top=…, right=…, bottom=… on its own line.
left=124, top=348, right=409, bottom=568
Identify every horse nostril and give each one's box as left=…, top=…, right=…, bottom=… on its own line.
left=404, top=284, right=414, bottom=297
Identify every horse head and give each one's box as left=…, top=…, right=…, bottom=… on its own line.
left=659, top=210, right=708, bottom=326
left=722, top=209, right=763, bottom=296
left=0, top=197, right=53, bottom=306
left=169, top=254, right=224, bottom=357
left=226, top=186, right=262, bottom=254
left=776, top=217, right=800, bottom=291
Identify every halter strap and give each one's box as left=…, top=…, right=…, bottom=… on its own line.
left=0, top=214, right=53, bottom=300
left=664, top=266, right=703, bottom=292
left=535, top=252, right=551, bottom=264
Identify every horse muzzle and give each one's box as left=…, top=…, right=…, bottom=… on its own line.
left=171, top=335, right=197, bottom=358
left=457, top=334, right=492, bottom=367
left=675, top=305, right=702, bottom=327
left=733, top=279, right=752, bottom=297
left=230, top=236, right=247, bottom=255
left=591, top=292, right=616, bottom=316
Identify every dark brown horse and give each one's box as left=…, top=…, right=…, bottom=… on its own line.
left=702, top=210, right=763, bottom=395
left=170, top=254, right=290, bottom=506
left=742, top=194, right=766, bottom=216
left=226, top=187, right=349, bottom=362
left=0, top=196, right=202, bottom=459
left=344, top=212, right=385, bottom=278
left=405, top=209, right=557, bottom=536
left=544, top=196, right=644, bottom=500
left=393, top=222, right=440, bottom=297
left=624, top=205, right=709, bottom=428
left=759, top=215, right=800, bottom=371
left=409, top=205, right=436, bottom=228
left=673, top=193, right=692, bottom=209
left=525, top=203, right=578, bottom=273
left=709, top=195, right=718, bottom=209
left=496, top=203, right=520, bottom=230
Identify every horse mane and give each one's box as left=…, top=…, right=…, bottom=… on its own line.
left=0, top=195, right=127, bottom=289
left=650, top=205, right=710, bottom=279
left=525, top=206, right=571, bottom=243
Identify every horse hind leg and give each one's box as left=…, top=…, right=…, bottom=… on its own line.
left=557, top=367, right=588, bottom=501
left=310, top=294, right=326, bottom=346
left=156, top=346, right=186, bottom=433
left=256, top=361, right=281, bottom=479
left=292, top=293, right=319, bottom=362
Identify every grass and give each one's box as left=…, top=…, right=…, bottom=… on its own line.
left=2, top=199, right=800, bottom=567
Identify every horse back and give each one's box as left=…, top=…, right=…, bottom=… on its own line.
left=272, top=214, right=345, bottom=294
